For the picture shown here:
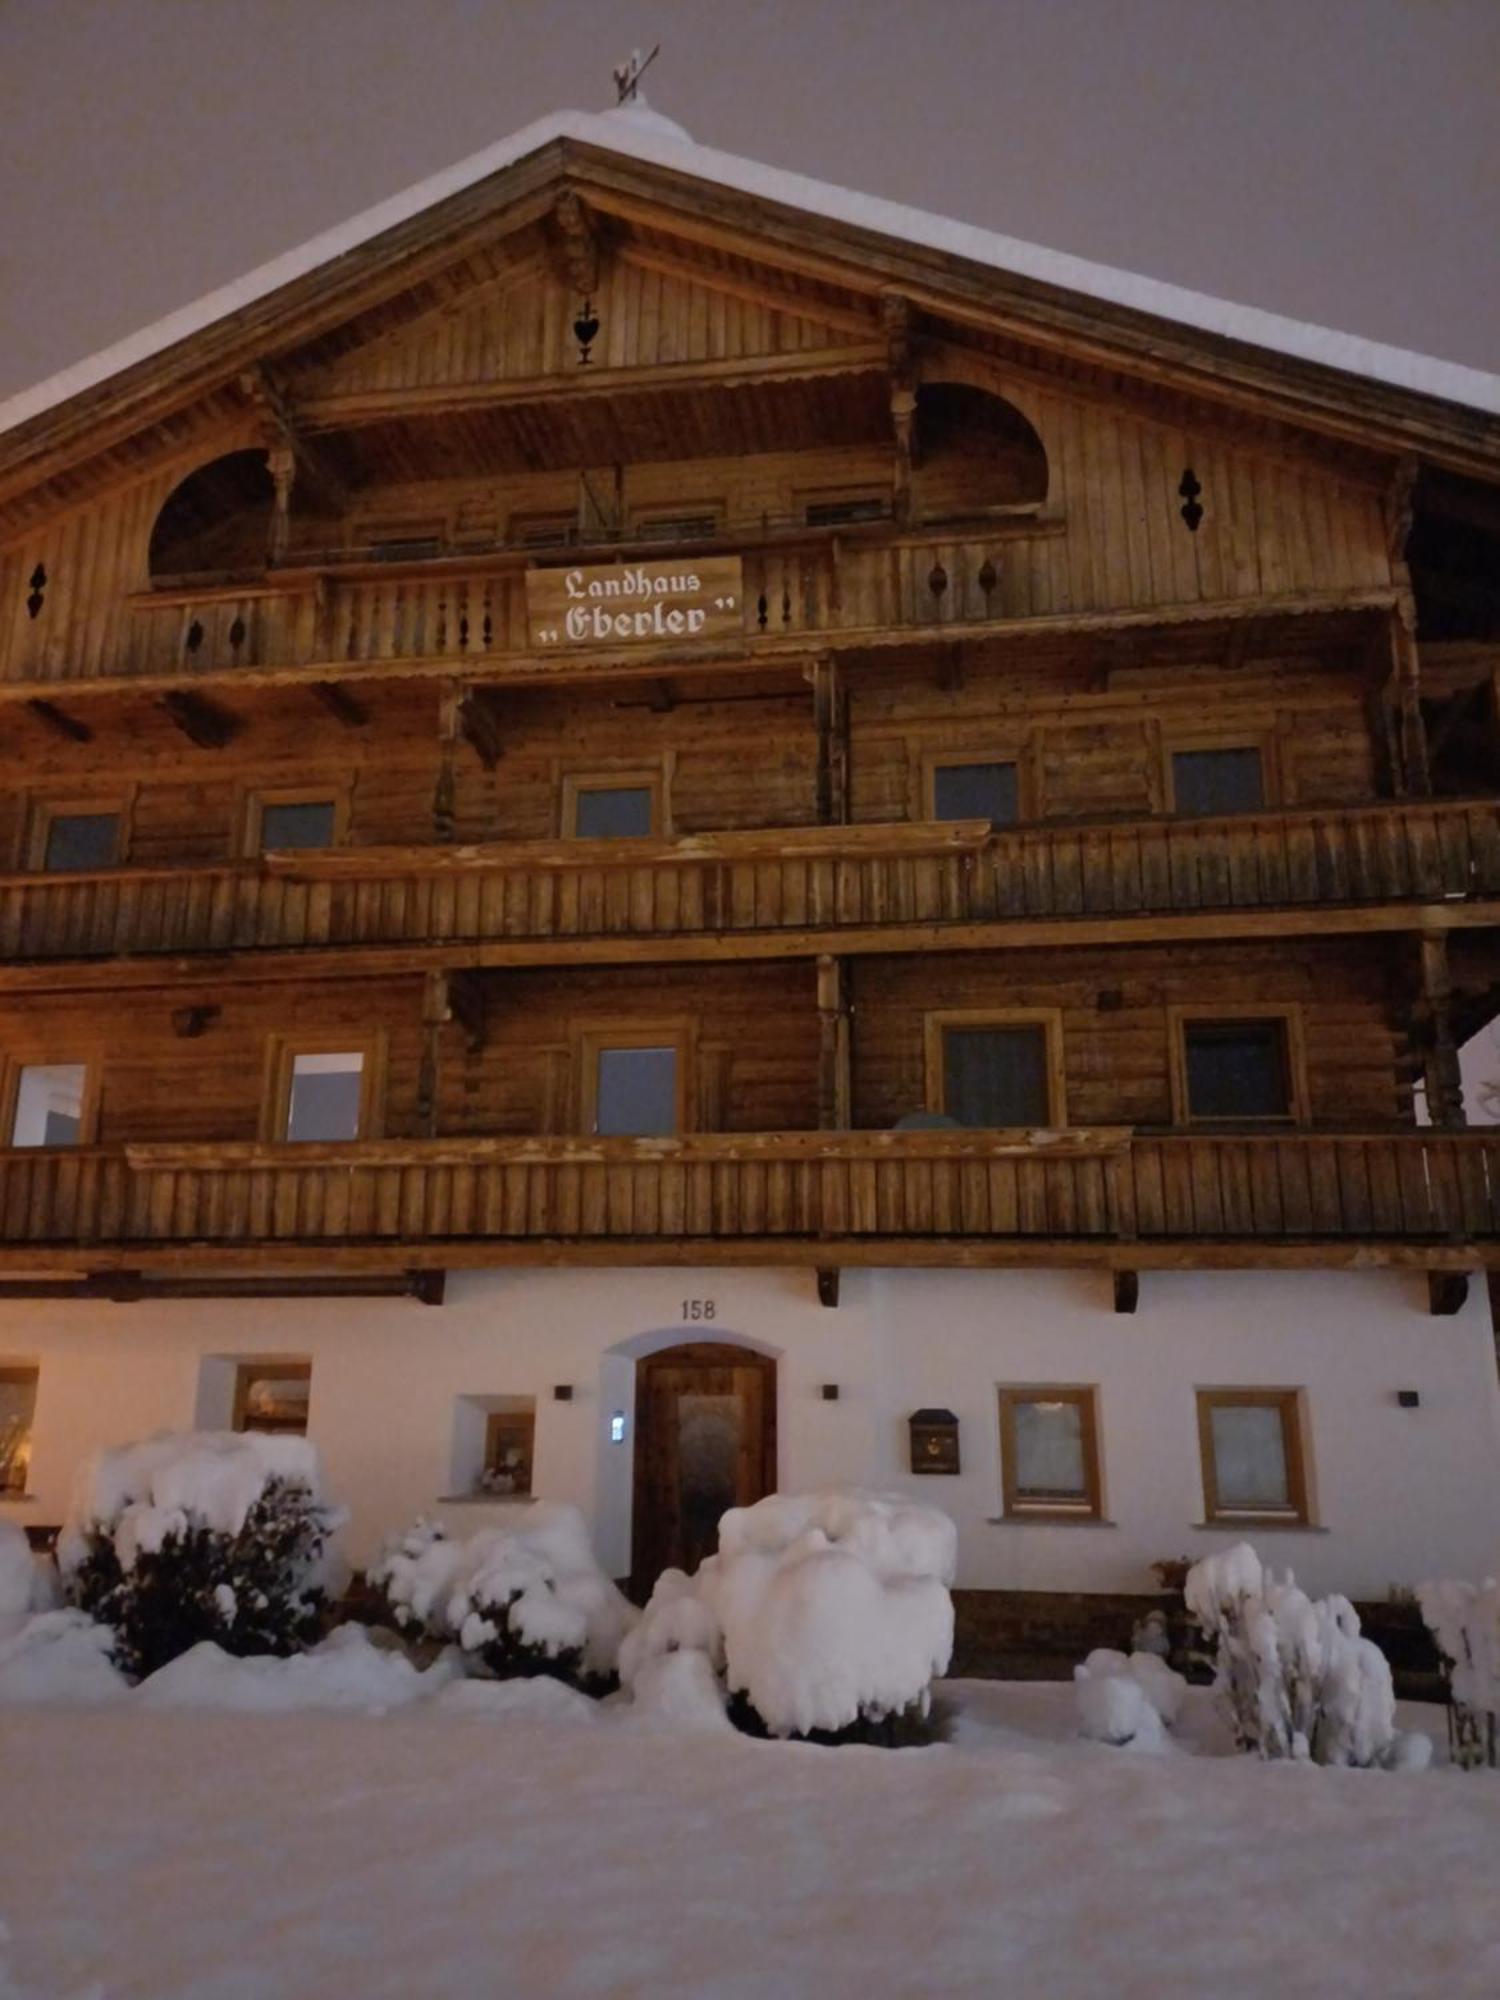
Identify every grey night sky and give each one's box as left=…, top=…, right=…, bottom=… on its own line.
left=0, top=0, right=1496, bottom=405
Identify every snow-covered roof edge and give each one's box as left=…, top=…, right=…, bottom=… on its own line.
left=3, top=101, right=1498, bottom=442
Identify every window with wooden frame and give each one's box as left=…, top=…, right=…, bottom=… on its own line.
left=481, top=1404, right=536, bottom=1497
left=263, top=1035, right=384, bottom=1144
left=242, top=786, right=348, bottom=856
left=1164, top=734, right=1275, bottom=817
left=508, top=510, right=578, bottom=550
left=998, top=1387, right=1103, bottom=1520
left=233, top=1360, right=312, bottom=1436
left=0, top=1365, right=39, bottom=1496
left=924, top=752, right=1023, bottom=827
left=578, top=1023, right=693, bottom=1136
left=925, top=1010, right=1065, bottom=1129
left=1170, top=1007, right=1306, bottom=1125
left=629, top=505, right=723, bottom=543
left=3, top=1059, right=98, bottom=1148
left=1197, top=1388, right=1311, bottom=1525
left=28, top=798, right=128, bottom=873
left=801, top=490, right=892, bottom=529
left=562, top=770, right=664, bottom=841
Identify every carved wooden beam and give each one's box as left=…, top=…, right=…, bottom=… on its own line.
left=25, top=697, right=92, bottom=743
left=159, top=689, right=240, bottom=749
left=239, top=364, right=348, bottom=526
left=1112, top=1270, right=1140, bottom=1314
left=1428, top=1271, right=1470, bottom=1317
left=311, top=680, right=370, bottom=728
left=552, top=187, right=601, bottom=300
left=816, top=1267, right=841, bottom=1310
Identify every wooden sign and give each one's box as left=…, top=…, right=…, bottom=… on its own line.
left=526, top=557, right=743, bottom=651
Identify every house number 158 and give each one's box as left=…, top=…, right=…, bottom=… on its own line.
left=681, top=1299, right=717, bottom=1321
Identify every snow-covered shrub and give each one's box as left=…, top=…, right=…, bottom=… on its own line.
left=59, top=1432, right=341, bottom=1681
left=623, top=1491, right=956, bottom=1743
left=1073, top=1646, right=1186, bottom=1749
left=1416, top=1578, right=1500, bottom=1769
left=1186, top=1543, right=1426, bottom=1769
left=369, top=1505, right=634, bottom=1694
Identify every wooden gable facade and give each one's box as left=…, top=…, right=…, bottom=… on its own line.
left=1, top=127, right=1499, bottom=1302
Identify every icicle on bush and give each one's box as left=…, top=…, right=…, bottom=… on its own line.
left=59, top=1433, right=342, bottom=1682
left=1416, top=1579, right=1500, bottom=1770
left=1185, top=1543, right=1425, bottom=1769
left=368, top=1506, right=634, bottom=1695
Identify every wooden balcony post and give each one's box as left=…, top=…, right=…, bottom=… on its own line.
left=417, top=969, right=451, bottom=1137
left=433, top=678, right=461, bottom=842
left=1418, top=932, right=1467, bottom=1127
left=1391, top=599, right=1432, bottom=797
left=267, top=445, right=296, bottom=566
left=816, top=954, right=851, bottom=1130
left=811, top=655, right=848, bottom=824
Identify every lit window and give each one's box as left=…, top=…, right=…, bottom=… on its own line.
left=1171, top=747, right=1265, bottom=816
left=482, top=1405, right=536, bottom=1497
left=10, top=1063, right=88, bottom=1147
left=999, top=1387, right=1102, bottom=1519
left=0, top=1366, right=39, bottom=1496
left=942, top=1025, right=1050, bottom=1127
left=573, top=785, right=655, bottom=839
left=42, top=812, right=120, bottom=872
left=1198, top=1390, right=1309, bottom=1524
left=259, top=800, right=336, bottom=851
left=1183, top=1019, right=1291, bottom=1121
left=285, top=1051, right=365, bottom=1143
left=932, top=761, right=1018, bottom=825
left=234, top=1361, right=311, bottom=1436
left=594, top=1045, right=679, bottom=1136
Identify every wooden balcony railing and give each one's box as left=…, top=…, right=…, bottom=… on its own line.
left=1, top=1128, right=1497, bottom=1271
left=103, top=529, right=1042, bottom=684
left=3, top=799, right=1498, bottom=969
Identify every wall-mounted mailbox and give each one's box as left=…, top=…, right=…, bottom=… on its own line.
left=909, top=1407, right=960, bottom=1475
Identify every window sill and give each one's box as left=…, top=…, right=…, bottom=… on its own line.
left=0, top=1493, right=36, bottom=1506
left=1190, top=1519, right=1325, bottom=1534
left=986, top=1514, right=1116, bottom=1529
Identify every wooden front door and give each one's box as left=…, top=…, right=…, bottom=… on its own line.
left=632, top=1342, right=777, bottom=1588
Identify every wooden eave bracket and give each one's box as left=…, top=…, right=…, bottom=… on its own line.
left=458, top=686, right=505, bottom=769
left=25, top=696, right=92, bottom=743
left=816, top=1267, right=841, bottom=1309
left=1112, top=1269, right=1140, bottom=1314
left=159, top=688, right=240, bottom=749
left=1428, top=1271, right=1469, bottom=1317
left=238, top=364, right=348, bottom=515
left=311, top=679, right=370, bottom=728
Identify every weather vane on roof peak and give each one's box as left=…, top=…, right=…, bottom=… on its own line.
left=612, top=44, right=660, bottom=105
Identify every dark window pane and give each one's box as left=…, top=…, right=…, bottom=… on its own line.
left=260, top=801, right=336, bottom=850
left=286, top=1054, right=364, bottom=1142
left=596, top=1045, right=677, bottom=1135
left=1172, top=748, right=1264, bottom=816
left=1185, top=1021, right=1289, bottom=1119
left=943, top=1026, right=1049, bottom=1126
left=932, top=762, right=1018, bottom=825
left=805, top=497, right=889, bottom=527
left=575, top=786, right=653, bottom=838
left=44, top=813, right=119, bottom=871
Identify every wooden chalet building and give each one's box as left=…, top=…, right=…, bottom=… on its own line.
left=2, top=95, right=1500, bottom=1602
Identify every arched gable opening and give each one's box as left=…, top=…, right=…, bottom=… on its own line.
left=916, top=381, right=1049, bottom=508
left=148, top=449, right=276, bottom=582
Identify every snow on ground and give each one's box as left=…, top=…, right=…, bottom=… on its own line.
left=2, top=1679, right=1499, bottom=1999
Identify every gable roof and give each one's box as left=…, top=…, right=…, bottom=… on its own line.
left=2, top=100, right=1497, bottom=458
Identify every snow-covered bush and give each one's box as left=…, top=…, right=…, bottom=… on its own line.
left=621, top=1491, right=956, bottom=1743
left=1416, top=1577, right=1500, bottom=1769
left=1186, top=1543, right=1426, bottom=1769
left=59, top=1432, right=342, bottom=1681
left=369, top=1505, right=634, bottom=1694
left=1073, top=1646, right=1186, bottom=1750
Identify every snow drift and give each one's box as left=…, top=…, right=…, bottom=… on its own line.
left=370, top=1506, right=635, bottom=1689
left=1073, top=1647, right=1186, bottom=1751
left=59, top=1430, right=342, bottom=1679
left=621, top=1491, right=956, bottom=1740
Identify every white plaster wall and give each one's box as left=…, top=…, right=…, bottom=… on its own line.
left=2, top=1263, right=1497, bottom=1600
